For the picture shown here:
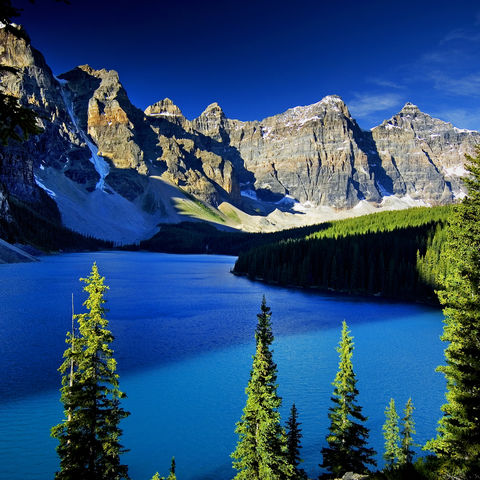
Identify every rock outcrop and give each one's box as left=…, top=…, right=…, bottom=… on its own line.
left=1, top=22, right=480, bottom=244
left=145, top=98, right=185, bottom=123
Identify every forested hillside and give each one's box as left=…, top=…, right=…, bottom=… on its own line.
left=233, top=206, right=450, bottom=302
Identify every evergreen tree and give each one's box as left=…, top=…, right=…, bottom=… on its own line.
left=426, top=146, right=480, bottom=479
left=51, top=263, right=130, bottom=480
left=167, top=457, right=176, bottom=480
left=231, top=297, right=293, bottom=480
left=286, top=403, right=307, bottom=479
left=399, top=398, right=415, bottom=466
left=320, top=321, right=376, bottom=478
left=382, top=398, right=401, bottom=470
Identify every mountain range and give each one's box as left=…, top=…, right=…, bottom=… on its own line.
left=1, top=23, right=479, bottom=244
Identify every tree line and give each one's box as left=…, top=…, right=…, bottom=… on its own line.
left=233, top=206, right=451, bottom=303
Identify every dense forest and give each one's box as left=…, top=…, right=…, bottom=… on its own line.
left=233, top=206, right=451, bottom=302
left=137, top=221, right=331, bottom=255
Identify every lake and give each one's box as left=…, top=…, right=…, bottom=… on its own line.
left=0, top=252, right=445, bottom=480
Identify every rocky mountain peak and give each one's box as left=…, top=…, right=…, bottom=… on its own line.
left=319, top=94, right=351, bottom=117
left=400, top=102, right=420, bottom=114
left=320, top=94, right=347, bottom=106
left=144, top=98, right=184, bottom=118
left=76, top=64, right=120, bottom=83
left=191, top=102, right=228, bottom=140
left=377, top=103, right=432, bottom=131
left=268, top=94, right=352, bottom=129
left=200, top=102, right=225, bottom=117
left=0, top=22, right=37, bottom=69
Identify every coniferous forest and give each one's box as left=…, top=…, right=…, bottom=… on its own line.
left=233, top=206, right=450, bottom=303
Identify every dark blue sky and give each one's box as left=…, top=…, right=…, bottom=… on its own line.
left=14, top=0, right=480, bottom=129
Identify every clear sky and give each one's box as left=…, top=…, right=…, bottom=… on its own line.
left=12, top=0, right=480, bottom=130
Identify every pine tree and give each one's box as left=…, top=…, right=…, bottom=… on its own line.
left=231, top=297, right=293, bottom=480
left=382, top=398, right=401, bottom=470
left=400, top=398, right=415, bottom=466
left=320, top=321, right=376, bottom=478
left=51, top=263, right=130, bottom=480
left=426, top=147, right=480, bottom=479
left=286, top=403, right=307, bottom=480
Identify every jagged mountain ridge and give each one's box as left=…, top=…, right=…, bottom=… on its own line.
left=1, top=23, right=479, bottom=243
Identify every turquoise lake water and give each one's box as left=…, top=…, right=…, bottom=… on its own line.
left=0, top=252, right=445, bottom=479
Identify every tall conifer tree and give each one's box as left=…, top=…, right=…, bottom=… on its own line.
left=400, top=398, right=415, bottom=466
left=51, top=263, right=129, bottom=480
left=231, top=297, right=292, bottom=480
left=286, top=403, right=307, bottom=479
left=382, top=398, right=401, bottom=470
left=320, top=321, right=376, bottom=478
left=427, top=146, right=480, bottom=478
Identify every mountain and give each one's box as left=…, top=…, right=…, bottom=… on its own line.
left=1, top=23, right=479, bottom=245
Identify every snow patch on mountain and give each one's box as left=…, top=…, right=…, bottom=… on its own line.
left=58, top=81, right=110, bottom=190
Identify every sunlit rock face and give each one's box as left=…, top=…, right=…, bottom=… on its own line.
left=371, top=102, right=479, bottom=203
left=218, top=96, right=380, bottom=208
left=211, top=97, right=479, bottom=208
left=1, top=22, right=480, bottom=242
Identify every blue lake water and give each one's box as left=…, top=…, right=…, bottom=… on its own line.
left=0, top=252, right=445, bottom=479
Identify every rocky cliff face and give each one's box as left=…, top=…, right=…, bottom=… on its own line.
left=0, top=23, right=87, bottom=223
left=224, top=96, right=382, bottom=208
left=371, top=102, right=476, bottom=202
left=1, top=23, right=479, bottom=244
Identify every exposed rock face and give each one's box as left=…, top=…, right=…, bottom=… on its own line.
left=371, top=102, right=478, bottom=202
left=223, top=96, right=382, bottom=208
left=59, top=65, right=147, bottom=174
left=145, top=98, right=185, bottom=123
left=1, top=22, right=480, bottom=244
left=0, top=24, right=97, bottom=205
left=200, top=96, right=479, bottom=209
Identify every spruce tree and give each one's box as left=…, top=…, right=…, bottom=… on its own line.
left=382, top=398, right=401, bottom=470
left=51, top=263, right=130, bottom=480
left=231, top=297, right=293, bottom=480
left=320, top=321, right=376, bottom=478
left=426, top=147, right=480, bottom=479
left=286, top=403, right=307, bottom=479
left=400, top=398, right=415, bottom=466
